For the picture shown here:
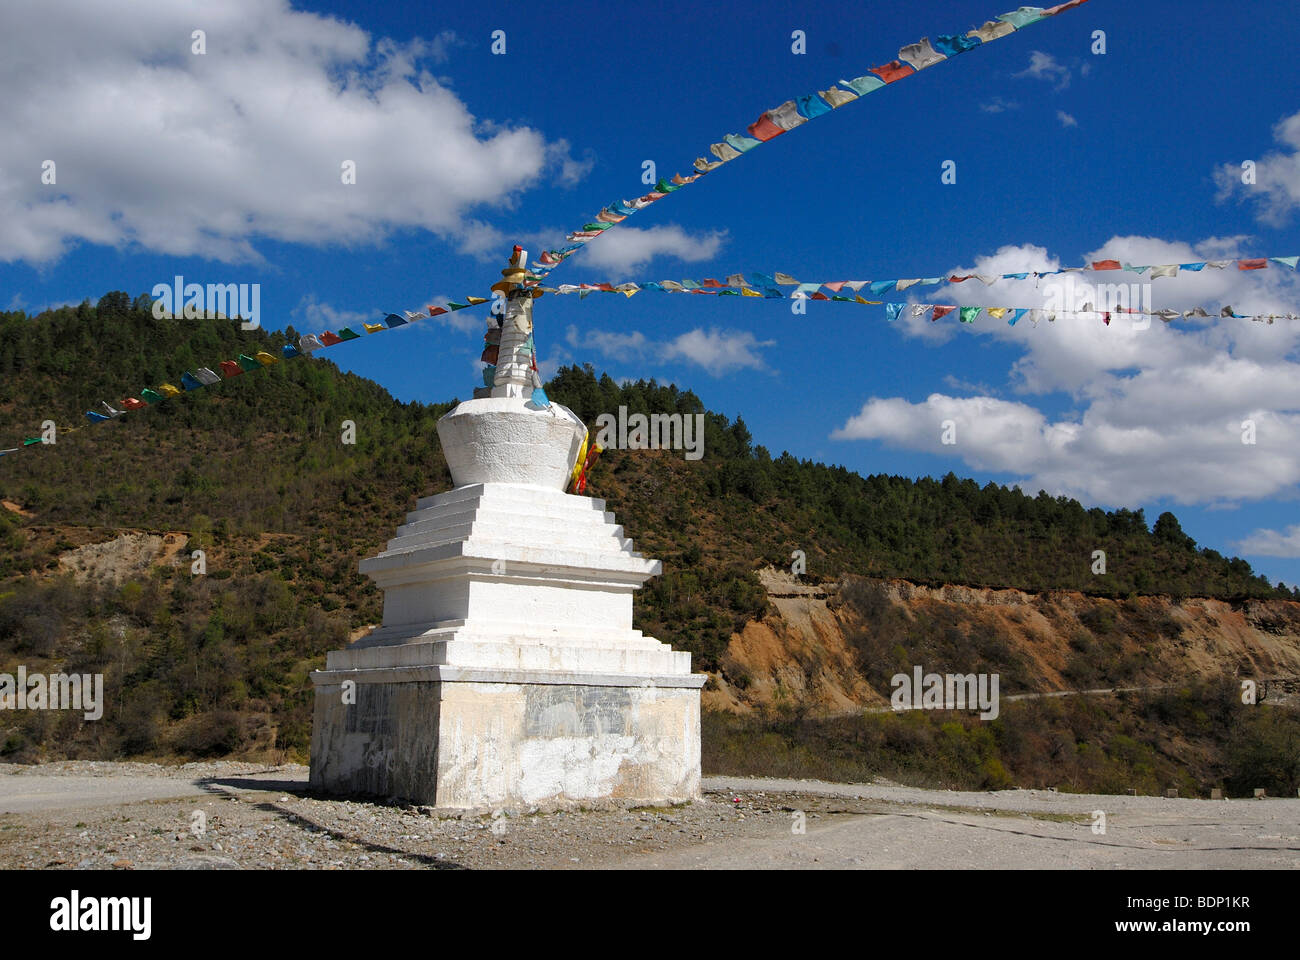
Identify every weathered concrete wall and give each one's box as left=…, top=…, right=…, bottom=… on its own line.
left=310, top=677, right=442, bottom=800
left=310, top=670, right=701, bottom=810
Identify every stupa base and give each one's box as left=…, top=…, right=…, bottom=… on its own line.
left=308, top=663, right=704, bottom=810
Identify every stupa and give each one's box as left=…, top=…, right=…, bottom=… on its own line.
left=309, top=248, right=704, bottom=810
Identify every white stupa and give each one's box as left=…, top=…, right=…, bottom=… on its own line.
left=309, top=248, right=704, bottom=810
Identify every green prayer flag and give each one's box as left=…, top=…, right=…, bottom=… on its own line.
left=23, top=437, right=42, bottom=446
left=237, top=353, right=261, bottom=372
left=337, top=327, right=361, bottom=340
left=447, top=302, right=469, bottom=311
left=960, top=306, right=981, bottom=324
left=141, top=388, right=163, bottom=404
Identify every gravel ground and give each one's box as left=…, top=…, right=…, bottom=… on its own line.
left=0, top=762, right=1297, bottom=870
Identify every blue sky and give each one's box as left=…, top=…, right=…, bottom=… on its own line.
left=4, top=0, right=1300, bottom=584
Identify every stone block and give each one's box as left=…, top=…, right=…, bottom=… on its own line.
left=310, top=666, right=703, bottom=809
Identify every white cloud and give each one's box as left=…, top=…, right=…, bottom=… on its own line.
left=292, top=294, right=371, bottom=330
left=536, top=343, right=572, bottom=383
left=1015, top=51, right=1071, bottom=90
left=835, top=236, right=1300, bottom=506
left=1234, top=524, right=1300, bottom=558
left=659, top=327, right=773, bottom=376
left=423, top=293, right=483, bottom=334
left=565, top=323, right=647, bottom=361
left=451, top=221, right=724, bottom=275
left=548, top=142, right=597, bottom=188
left=943, top=374, right=996, bottom=395
left=1057, top=110, right=1078, bottom=128
left=979, top=97, right=1020, bottom=114
left=0, top=0, right=591, bottom=264
left=571, top=324, right=773, bottom=377
left=565, top=225, right=728, bottom=276
left=1215, top=109, right=1300, bottom=226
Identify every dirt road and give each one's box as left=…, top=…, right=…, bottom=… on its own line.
left=0, top=762, right=1296, bottom=870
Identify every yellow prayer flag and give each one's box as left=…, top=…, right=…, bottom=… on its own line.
left=569, top=431, right=589, bottom=490
left=254, top=351, right=279, bottom=366
left=465, top=296, right=488, bottom=305
left=740, top=288, right=761, bottom=297
left=363, top=322, right=385, bottom=333
left=159, top=383, right=181, bottom=397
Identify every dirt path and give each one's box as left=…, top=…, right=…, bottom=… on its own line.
left=0, top=763, right=1295, bottom=870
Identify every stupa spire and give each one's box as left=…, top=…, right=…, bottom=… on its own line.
left=488, top=245, right=538, bottom=400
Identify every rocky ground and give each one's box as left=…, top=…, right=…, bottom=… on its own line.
left=0, top=762, right=1297, bottom=870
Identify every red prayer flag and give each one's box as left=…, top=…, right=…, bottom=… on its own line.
left=932, top=306, right=956, bottom=320
left=810, top=292, right=830, bottom=300
left=1238, top=259, right=1267, bottom=270
left=1092, top=260, right=1121, bottom=270
left=746, top=113, right=785, bottom=141
left=950, top=275, right=974, bottom=283
left=701, top=279, right=723, bottom=288
left=319, top=331, right=343, bottom=346
left=218, top=360, right=243, bottom=378
left=121, top=397, right=146, bottom=410
left=869, top=60, right=915, bottom=84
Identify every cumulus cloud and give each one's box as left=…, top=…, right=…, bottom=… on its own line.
left=1234, top=525, right=1300, bottom=558
left=567, top=225, right=728, bottom=275
left=0, top=0, right=591, bottom=264
left=660, top=328, right=774, bottom=376
left=835, top=235, right=1300, bottom=506
left=1215, top=109, right=1300, bottom=226
left=1015, top=51, right=1071, bottom=90
left=1057, top=110, right=1078, bottom=128
left=572, top=324, right=774, bottom=377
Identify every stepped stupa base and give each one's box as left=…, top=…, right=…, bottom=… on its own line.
left=308, top=250, right=703, bottom=810
left=309, top=663, right=702, bottom=810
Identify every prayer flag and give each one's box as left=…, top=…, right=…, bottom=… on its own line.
left=870, top=60, right=915, bottom=84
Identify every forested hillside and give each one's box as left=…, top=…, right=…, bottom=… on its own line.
left=0, top=293, right=1291, bottom=765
